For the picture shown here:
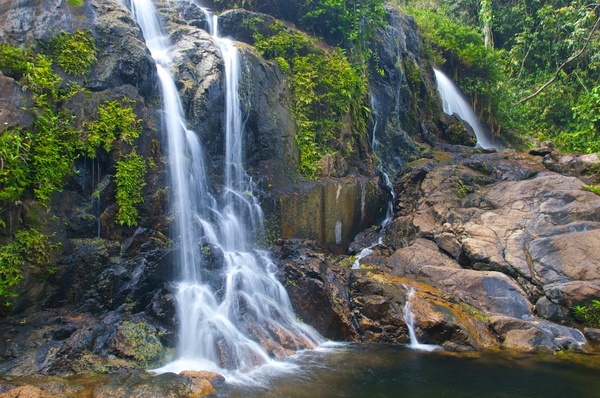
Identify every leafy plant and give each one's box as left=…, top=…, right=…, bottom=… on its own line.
left=66, top=0, right=84, bottom=6
left=252, top=23, right=367, bottom=178
left=0, top=128, right=32, bottom=202
left=0, top=44, right=30, bottom=78
left=573, top=300, right=600, bottom=327
left=115, top=150, right=147, bottom=227
left=0, top=34, right=147, bottom=303
left=0, top=228, right=56, bottom=305
left=84, top=99, right=141, bottom=156
left=583, top=185, right=600, bottom=196
left=50, top=30, right=97, bottom=76
left=117, top=321, right=166, bottom=366
left=455, top=179, right=472, bottom=198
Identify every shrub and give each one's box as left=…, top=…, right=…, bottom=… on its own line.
left=115, top=151, right=147, bottom=227
left=50, top=30, right=97, bottom=76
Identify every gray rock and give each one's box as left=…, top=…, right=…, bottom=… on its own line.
left=388, top=238, right=460, bottom=275
left=89, top=0, right=157, bottom=96
left=583, top=327, right=600, bottom=344
left=490, top=315, right=588, bottom=352
left=0, top=0, right=94, bottom=43
left=417, top=266, right=533, bottom=318
left=0, top=74, right=33, bottom=129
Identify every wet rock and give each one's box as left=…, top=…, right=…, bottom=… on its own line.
left=91, top=370, right=197, bottom=398
left=0, top=74, right=33, bottom=129
left=417, top=266, right=533, bottom=318
left=543, top=151, right=600, bottom=184
left=0, top=0, right=93, bottom=43
left=583, top=328, right=600, bottom=345
left=179, top=370, right=225, bottom=396
left=367, top=3, right=437, bottom=172
left=274, top=239, right=498, bottom=350
left=89, top=0, right=157, bottom=96
left=490, top=315, right=587, bottom=352
left=388, top=238, right=460, bottom=275
left=0, top=385, right=49, bottom=398
left=279, top=177, right=385, bottom=252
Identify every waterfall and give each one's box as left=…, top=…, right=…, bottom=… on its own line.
left=433, top=69, right=497, bottom=150
left=369, top=94, right=395, bottom=228
left=124, top=0, right=321, bottom=375
left=402, top=286, right=439, bottom=352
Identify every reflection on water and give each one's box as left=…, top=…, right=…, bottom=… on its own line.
left=224, top=344, right=600, bottom=397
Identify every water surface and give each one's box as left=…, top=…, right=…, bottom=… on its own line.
left=224, top=344, right=600, bottom=397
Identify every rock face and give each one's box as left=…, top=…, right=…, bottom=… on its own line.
left=279, top=177, right=385, bottom=252
left=367, top=4, right=442, bottom=172
left=274, top=149, right=600, bottom=353
left=0, top=0, right=173, bottom=377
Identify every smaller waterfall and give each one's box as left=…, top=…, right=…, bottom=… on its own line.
left=369, top=93, right=395, bottom=228
left=351, top=237, right=382, bottom=269
left=402, top=286, right=439, bottom=352
left=434, top=69, right=497, bottom=150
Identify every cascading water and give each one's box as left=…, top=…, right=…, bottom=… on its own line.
left=402, top=285, right=439, bottom=352
left=370, top=94, right=395, bottom=229
left=124, top=0, right=321, bottom=375
left=434, top=69, right=497, bottom=150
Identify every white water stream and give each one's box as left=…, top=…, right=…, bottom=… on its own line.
left=434, top=69, right=497, bottom=150
left=402, top=286, right=439, bottom=352
left=124, top=0, right=321, bottom=377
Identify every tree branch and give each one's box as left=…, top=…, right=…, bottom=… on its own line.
left=517, top=12, right=600, bottom=105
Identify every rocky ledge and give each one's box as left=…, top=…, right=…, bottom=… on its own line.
left=273, top=146, right=600, bottom=353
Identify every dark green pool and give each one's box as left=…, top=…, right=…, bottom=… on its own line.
left=224, top=344, right=600, bottom=397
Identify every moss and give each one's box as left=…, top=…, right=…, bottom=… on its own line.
left=50, top=30, right=96, bottom=76
left=252, top=23, right=367, bottom=179
left=115, top=151, right=147, bottom=227
left=583, top=185, right=600, bottom=196
left=84, top=99, right=142, bottom=156
left=459, top=301, right=489, bottom=322
left=116, top=321, right=167, bottom=367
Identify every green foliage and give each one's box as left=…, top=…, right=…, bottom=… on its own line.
left=299, top=0, right=386, bottom=45
left=0, top=44, right=30, bottom=78
left=118, top=321, right=166, bottom=366
left=215, top=0, right=386, bottom=47
left=408, top=7, right=491, bottom=68
left=25, top=54, right=66, bottom=107
left=115, top=151, right=147, bottom=227
left=0, top=229, right=55, bottom=305
left=84, top=99, right=141, bottom=156
left=253, top=23, right=367, bottom=178
left=30, top=111, right=79, bottom=202
left=50, top=30, right=97, bottom=76
left=455, top=179, right=472, bottom=198
left=253, top=23, right=315, bottom=60
left=291, top=52, right=366, bottom=177
left=554, top=84, right=600, bottom=153
left=404, top=0, right=600, bottom=150
left=583, top=185, right=600, bottom=195
left=66, top=0, right=84, bottom=6
left=0, top=34, right=147, bottom=302
left=573, top=300, right=600, bottom=327
left=0, top=128, right=32, bottom=202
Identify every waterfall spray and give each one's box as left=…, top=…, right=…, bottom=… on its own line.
left=124, top=0, right=321, bottom=376
left=402, top=285, right=439, bottom=352
left=434, top=69, right=497, bottom=150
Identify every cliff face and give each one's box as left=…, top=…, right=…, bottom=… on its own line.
left=2, top=0, right=596, bottom=385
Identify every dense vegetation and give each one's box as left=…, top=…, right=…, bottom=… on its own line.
left=219, top=1, right=387, bottom=177
left=249, top=20, right=367, bottom=177
left=400, top=0, right=600, bottom=151
left=0, top=31, right=146, bottom=305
